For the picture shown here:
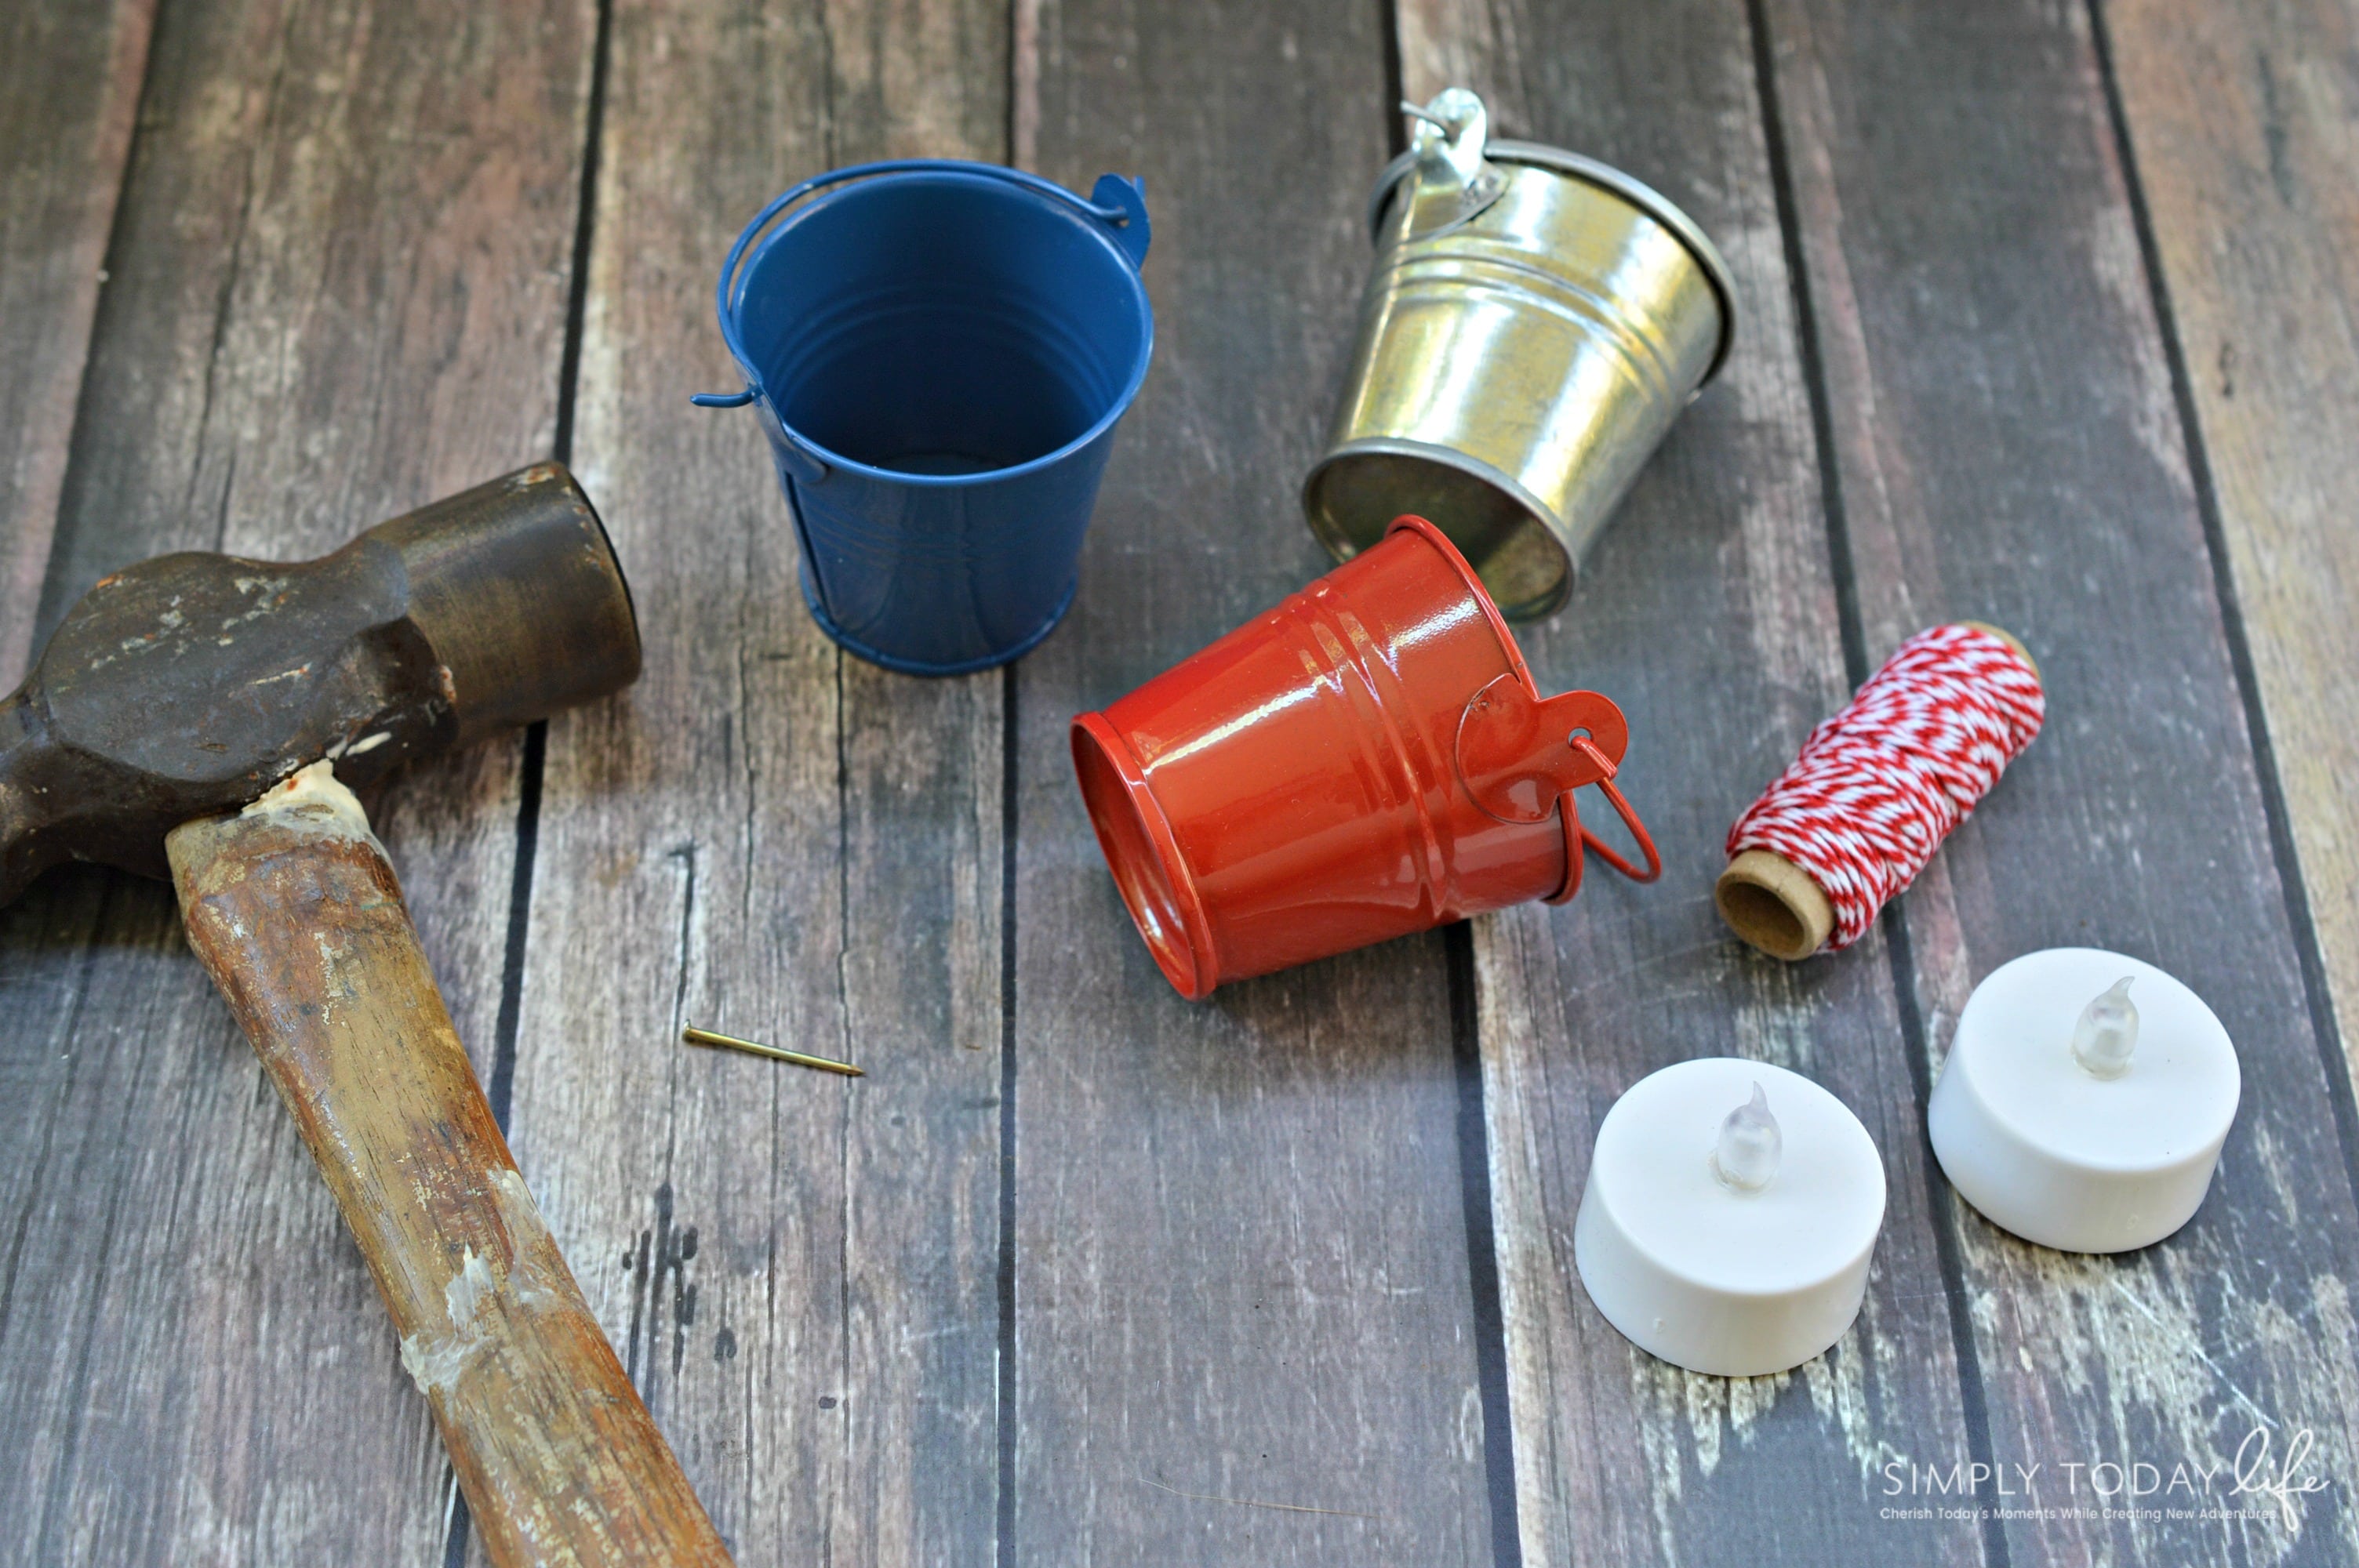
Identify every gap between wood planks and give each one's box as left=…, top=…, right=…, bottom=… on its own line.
left=445, top=2, right=617, bottom=1563
left=0, top=0, right=154, bottom=691
left=1736, top=2, right=2010, bottom=1563
left=2082, top=0, right=2359, bottom=1231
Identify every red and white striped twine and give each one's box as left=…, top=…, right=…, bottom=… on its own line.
left=1726, top=624, right=2045, bottom=952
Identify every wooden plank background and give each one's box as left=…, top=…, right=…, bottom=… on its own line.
left=0, top=0, right=151, bottom=689
left=1, top=0, right=2354, bottom=1564
left=1012, top=1, right=1493, bottom=1563
left=1765, top=6, right=2359, bottom=1568
left=1394, top=2, right=1990, bottom=1564
left=500, top=0, right=1009, bottom=1561
left=0, top=0, right=595, bottom=1560
left=2101, top=0, right=2359, bottom=1102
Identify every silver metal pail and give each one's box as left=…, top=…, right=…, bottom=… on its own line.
left=1303, top=89, right=1736, bottom=620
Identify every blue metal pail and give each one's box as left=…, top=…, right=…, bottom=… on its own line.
left=696, top=162, right=1154, bottom=675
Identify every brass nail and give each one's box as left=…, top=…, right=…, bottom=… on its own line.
left=682, top=1026, right=863, bottom=1077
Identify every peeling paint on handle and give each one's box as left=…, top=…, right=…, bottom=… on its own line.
left=402, top=1248, right=500, bottom=1395
left=164, top=786, right=733, bottom=1567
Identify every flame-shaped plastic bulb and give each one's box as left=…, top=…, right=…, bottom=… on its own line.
left=1711, top=1082, right=1783, bottom=1193
left=2071, top=976, right=2139, bottom=1079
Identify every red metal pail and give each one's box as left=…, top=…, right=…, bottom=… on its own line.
left=1071, top=516, right=1658, bottom=999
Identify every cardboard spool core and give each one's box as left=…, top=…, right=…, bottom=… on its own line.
left=1716, top=622, right=2037, bottom=961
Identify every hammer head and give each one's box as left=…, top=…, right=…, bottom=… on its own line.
left=0, top=464, right=640, bottom=904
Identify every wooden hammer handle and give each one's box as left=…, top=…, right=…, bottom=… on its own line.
left=168, top=768, right=731, bottom=1568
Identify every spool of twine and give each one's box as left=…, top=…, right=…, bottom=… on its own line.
left=1716, top=622, right=2045, bottom=960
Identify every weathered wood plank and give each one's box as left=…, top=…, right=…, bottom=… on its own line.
left=1011, top=4, right=1495, bottom=1563
left=0, top=0, right=153, bottom=689
left=1394, top=4, right=1989, bottom=1564
left=503, top=0, right=1010, bottom=1560
left=2102, top=0, right=2359, bottom=1095
left=0, top=0, right=597, bottom=1559
left=1765, top=0, right=2359, bottom=1560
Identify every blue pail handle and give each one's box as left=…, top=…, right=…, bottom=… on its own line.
left=690, top=161, right=1151, bottom=470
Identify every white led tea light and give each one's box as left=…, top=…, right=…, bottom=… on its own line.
left=1929, top=948, right=2239, bottom=1254
left=1574, top=1058, right=1885, bottom=1377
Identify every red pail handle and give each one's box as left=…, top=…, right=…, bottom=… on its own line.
left=1452, top=674, right=1660, bottom=906
left=1544, top=735, right=1662, bottom=905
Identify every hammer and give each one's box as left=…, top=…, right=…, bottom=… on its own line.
left=2, top=466, right=731, bottom=1566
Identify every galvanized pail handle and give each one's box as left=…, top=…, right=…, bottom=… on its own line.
left=690, top=160, right=1152, bottom=480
